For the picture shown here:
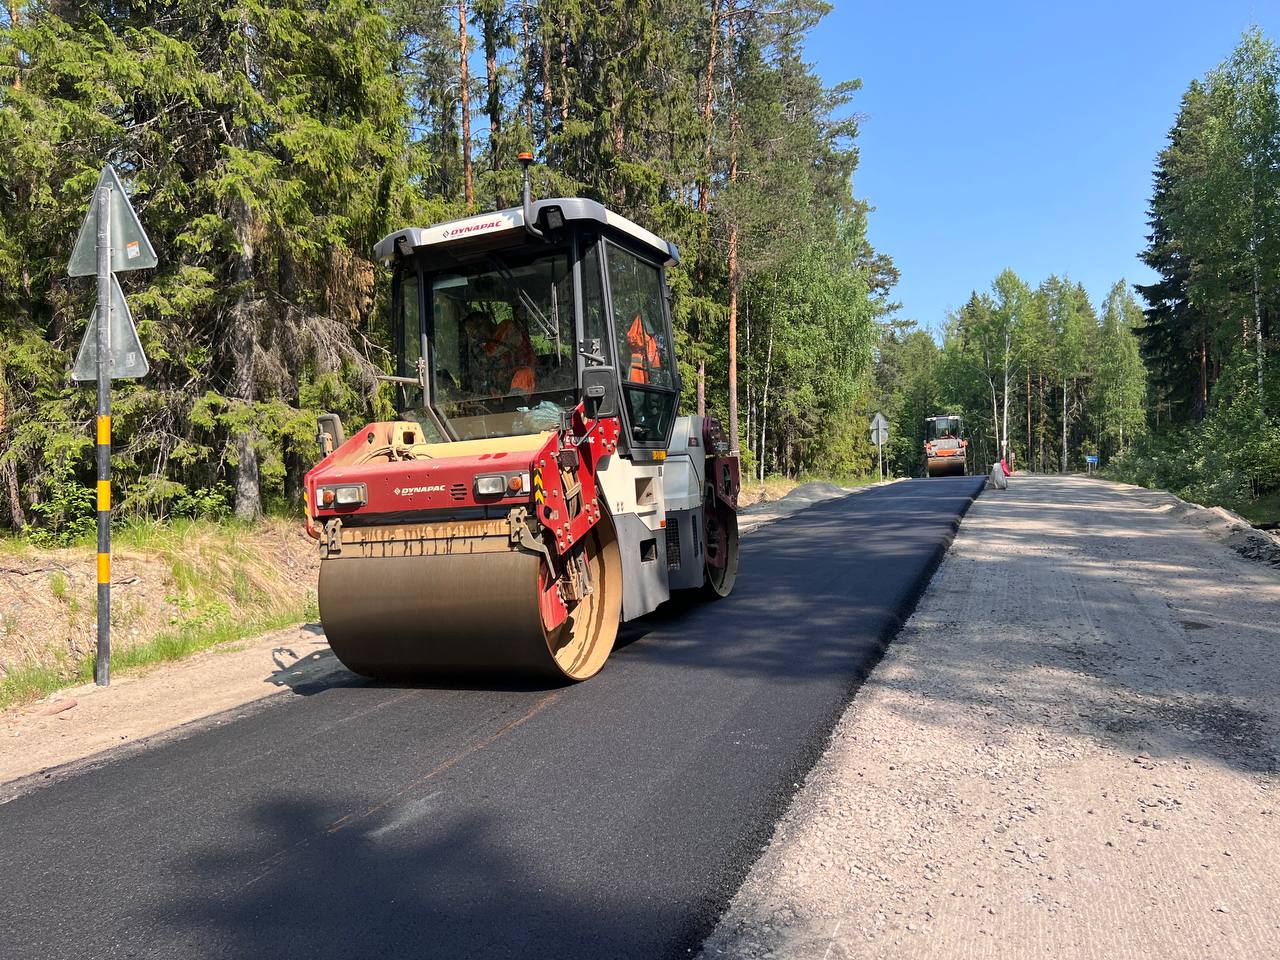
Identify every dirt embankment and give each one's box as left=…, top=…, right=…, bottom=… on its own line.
left=0, top=519, right=319, bottom=703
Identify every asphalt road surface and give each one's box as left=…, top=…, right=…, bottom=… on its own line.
left=0, top=476, right=984, bottom=960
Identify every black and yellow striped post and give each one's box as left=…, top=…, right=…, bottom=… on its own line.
left=94, top=178, right=112, bottom=686
left=68, top=165, right=156, bottom=686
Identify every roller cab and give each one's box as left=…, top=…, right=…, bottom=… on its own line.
left=924, top=414, right=968, bottom=477
left=305, top=162, right=739, bottom=681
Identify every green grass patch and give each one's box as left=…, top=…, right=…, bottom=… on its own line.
left=71, top=603, right=308, bottom=684
left=1226, top=491, right=1280, bottom=526
left=0, top=533, right=36, bottom=558
left=0, top=599, right=312, bottom=712
left=0, top=659, right=72, bottom=711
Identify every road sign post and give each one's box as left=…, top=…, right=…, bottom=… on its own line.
left=94, top=178, right=112, bottom=685
left=69, top=165, right=156, bottom=686
left=869, top=412, right=889, bottom=482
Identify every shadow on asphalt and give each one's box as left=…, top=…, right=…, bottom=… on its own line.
left=160, top=798, right=677, bottom=959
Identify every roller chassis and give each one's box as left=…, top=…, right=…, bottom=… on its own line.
left=304, top=176, right=740, bottom=681
left=306, top=407, right=738, bottom=680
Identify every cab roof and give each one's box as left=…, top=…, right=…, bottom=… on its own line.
left=374, top=198, right=680, bottom=267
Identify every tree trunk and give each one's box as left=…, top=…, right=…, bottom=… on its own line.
left=230, top=10, right=261, bottom=522
left=1198, top=334, right=1208, bottom=418
left=483, top=3, right=501, bottom=176
left=8, top=0, right=19, bottom=91
left=1037, top=372, right=1046, bottom=470
left=692, top=2, right=719, bottom=417
left=1, top=459, right=23, bottom=530
left=0, top=363, right=22, bottom=529
left=1252, top=240, right=1265, bottom=402
left=1000, top=332, right=1010, bottom=463
left=522, top=0, right=533, bottom=131
left=759, top=320, right=773, bottom=482
left=987, top=376, right=998, bottom=467
left=1026, top=368, right=1032, bottom=473
left=727, top=223, right=739, bottom=455
left=540, top=16, right=553, bottom=144
left=1061, top=378, right=1068, bottom=473
left=743, top=286, right=751, bottom=455
left=229, top=195, right=261, bottom=521
left=559, top=40, right=569, bottom=123
left=458, top=0, right=473, bottom=206
left=698, top=0, right=719, bottom=216
left=726, top=138, right=740, bottom=455
left=437, top=90, right=453, bottom=195
left=610, top=96, right=626, bottom=204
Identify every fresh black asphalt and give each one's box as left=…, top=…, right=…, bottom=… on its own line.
left=0, top=476, right=984, bottom=960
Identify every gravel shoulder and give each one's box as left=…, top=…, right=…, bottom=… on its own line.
left=701, top=474, right=1280, bottom=960
left=0, top=480, right=867, bottom=794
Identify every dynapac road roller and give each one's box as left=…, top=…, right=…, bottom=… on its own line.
left=923, top=414, right=968, bottom=477
left=304, top=158, right=740, bottom=681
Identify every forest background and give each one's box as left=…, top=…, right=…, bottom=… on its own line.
left=876, top=28, right=1280, bottom=523
left=1, top=2, right=1277, bottom=543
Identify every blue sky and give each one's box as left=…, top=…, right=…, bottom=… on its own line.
left=807, top=1, right=1279, bottom=333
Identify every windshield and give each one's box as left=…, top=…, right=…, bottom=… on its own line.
left=927, top=417, right=962, bottom=441
left=428, top=248, right=577, bottom=440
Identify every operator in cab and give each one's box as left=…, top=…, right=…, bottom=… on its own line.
left=461, top=307, right=536, bottom=398
left=624, top=311, right=661, bottom=385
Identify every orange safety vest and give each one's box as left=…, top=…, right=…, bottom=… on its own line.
left=626, top=313, right=661, bottom=384
left=486, top=318, right=536, bottom=394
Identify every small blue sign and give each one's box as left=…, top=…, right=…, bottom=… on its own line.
left=1085, top=455, right=1099, bottom=464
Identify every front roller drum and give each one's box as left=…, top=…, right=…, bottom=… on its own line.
left=926, top=457, right=966, bottom=478
left=318, top=519, right=623, bottom=681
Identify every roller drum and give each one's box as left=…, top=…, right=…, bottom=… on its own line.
left=318, top=522, right=622, bottom=681
left=926, top=457, right=966, bottom=478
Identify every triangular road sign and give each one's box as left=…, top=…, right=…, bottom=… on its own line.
left=72, top=274, right=149, bottom=381
left=67, top=165, right=158, bottom=277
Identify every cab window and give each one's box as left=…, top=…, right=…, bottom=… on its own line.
left=579, top=236, right=610, bottom=363
left=397, top=266, right=423, bottom=409
left=605, top=241, right=676, bottom=444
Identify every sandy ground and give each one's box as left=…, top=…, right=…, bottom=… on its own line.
left=701, top=474, right=1280, bottom=960
left=0, top=481, right=870, bottom=795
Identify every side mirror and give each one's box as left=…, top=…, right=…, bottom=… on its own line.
left=317, top=413, right=345, bottom=457
left=581, top=366, right=619, bottom=419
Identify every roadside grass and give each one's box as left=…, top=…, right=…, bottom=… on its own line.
left=0, top=515, right=318, bottom=712
left=1229, top=491, right=1280, bottom=526
left=0, top=660, right=71, bottom=710
left=0, top=600, right=313, bottom=712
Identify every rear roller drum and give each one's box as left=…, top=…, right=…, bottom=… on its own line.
left=702, top=495, right=740, bottom=599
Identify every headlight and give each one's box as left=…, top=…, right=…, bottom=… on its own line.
left=475, top=473, right=531, bottom=497
left=318, top=484, right=366, bottom=508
